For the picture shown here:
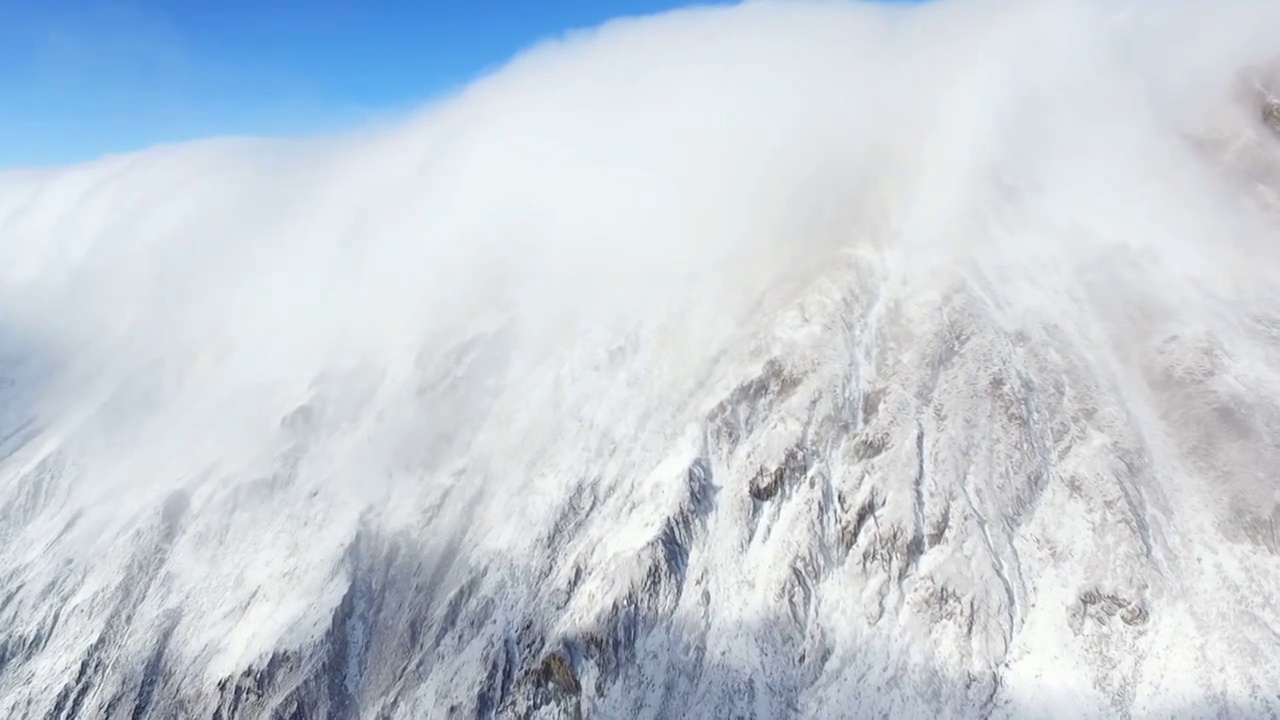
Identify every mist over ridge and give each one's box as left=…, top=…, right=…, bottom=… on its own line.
left=2, top=1, right=1280, bottom=718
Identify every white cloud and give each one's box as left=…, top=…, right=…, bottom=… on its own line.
left=0, top=0, right=1277, bottom=530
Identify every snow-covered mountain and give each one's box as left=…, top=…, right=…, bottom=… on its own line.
left=3, top=1, right=1280, bottom=718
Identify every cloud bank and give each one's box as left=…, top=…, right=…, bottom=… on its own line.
left=0, top=0, right=1275, bottom=497
left=3, top=0, right=1275, bottom=362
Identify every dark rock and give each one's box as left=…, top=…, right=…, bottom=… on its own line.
left=537, top=652, right=580, bottom=696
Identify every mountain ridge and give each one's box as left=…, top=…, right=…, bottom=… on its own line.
left=3, top=1, right=1280, bottom=718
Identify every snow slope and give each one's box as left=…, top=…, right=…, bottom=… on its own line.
left=3, top=1, right=1280, bottom=717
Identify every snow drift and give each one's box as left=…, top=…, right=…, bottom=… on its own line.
left=3, top=0, right=1280, bottom=718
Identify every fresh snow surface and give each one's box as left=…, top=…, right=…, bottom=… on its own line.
left=3, top=1, right=1280, bottom=718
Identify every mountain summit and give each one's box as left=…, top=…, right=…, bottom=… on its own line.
left=2, top=2, right=1280, bottom=718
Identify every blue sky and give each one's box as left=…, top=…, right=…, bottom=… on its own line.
left=0, top=0, right=747, bottom=168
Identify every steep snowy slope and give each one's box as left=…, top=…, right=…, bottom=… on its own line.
left=3, top=1, right=1280, bottom=718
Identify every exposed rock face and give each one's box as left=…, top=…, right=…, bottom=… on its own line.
left=1200, top=56, right=1280, bottom=214
left=1240, top=57, right=1280, bottom=133
left=6, top=243, right=1280, bottom=719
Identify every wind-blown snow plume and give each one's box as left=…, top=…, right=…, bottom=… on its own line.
left=2, top=1, right=1280, bottom=718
